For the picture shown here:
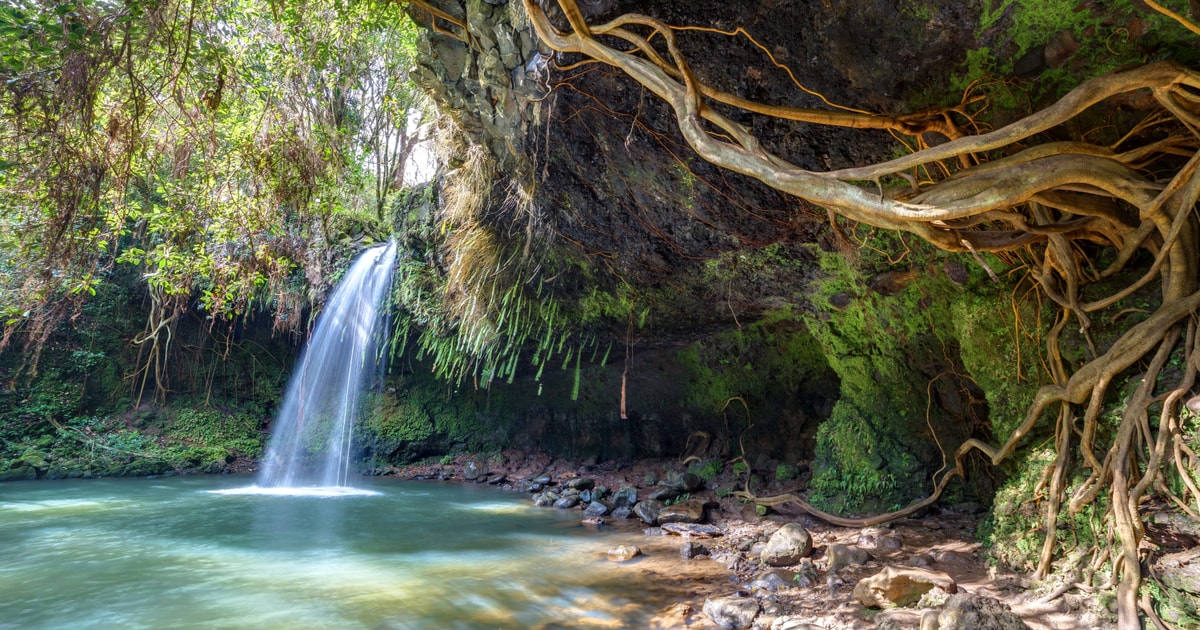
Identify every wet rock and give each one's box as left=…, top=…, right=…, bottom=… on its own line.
left=487, top=473, right=507, bottom=485
left=761, top=523, right=812, bottom=566
left=612, top=485, right=638, bottom=508
left=567, top=477, right=595, bottom=491
left=703, top=595, right=760, bottom=629
left=531, top=474, right=552, bottom=485
left=583, top=500, right=611, bottom=518
left=532, top=492, right=557, bottom=507
left=749, top=569, right=795, bottom=593
left=611, top=506, right=633, bottom=520
left=681, top=541, right=710, bottom=559
left=658, top=499, right=705, bottom=524
left=553, top=495, right=580, bottom=509
left=0, top=465, right=38, bottom=481
left=661, top=522, right=723, bottom=538
left=463, top=461, right=484, bottom=480
left=607, top=544, right=642, bottom=562
left=935, top=593, right=1029, bottom=629
left=633, top=499, right=665, bottom=525
left=579, top=489, right=592, bottom=503
left=826, top=543, right=870, bottom=572
left=853, top=565, right=957, bottom=608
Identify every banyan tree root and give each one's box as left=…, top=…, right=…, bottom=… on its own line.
left=513, top=2, right=1200, bottom=627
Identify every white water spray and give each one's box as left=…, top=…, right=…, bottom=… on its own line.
left=256, top=241, right=397, bottom=490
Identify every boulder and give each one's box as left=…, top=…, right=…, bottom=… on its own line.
left=853, top=565, right=957, bottom=608
left=583, top=501, right=611, bottom=518
left=567, top=477, right=595, bottom=491
left=612, top=485, right=638, bottom=508
left=607, top=545, right=642, bottom=562
left=658, top=499, right=706, bottom=524
left=935, top=593, right=1029, bottom=629
left=633, top=499, right=665, bottom=525
left=463, top=461, right=484, bottom=480
left=553, top=495, right=580, bottom=509
left=761, top=523, right=813, bottom=566
left=702, top=595, right=760, bottom=629
left=611, top=506, right=633, bottom=520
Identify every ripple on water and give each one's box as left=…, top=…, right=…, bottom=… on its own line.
left=206, top=485, right=381, bottom=497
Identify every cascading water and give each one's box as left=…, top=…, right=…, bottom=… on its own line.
left=256, top=241, right=398, bottom=490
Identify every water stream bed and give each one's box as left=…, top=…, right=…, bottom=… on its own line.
left=0, top=476, right=713, bottom=629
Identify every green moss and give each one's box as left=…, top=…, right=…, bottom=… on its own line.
left=688, top=458, right=724, bottom=482
left=799, top=227, right=1048, bottom=514
left=677, top=309, right=828, bottom=414
left=167, top=407, right=263, bottom=458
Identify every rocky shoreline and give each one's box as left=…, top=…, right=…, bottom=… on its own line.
left=387, top=450, right=1115, bottom=629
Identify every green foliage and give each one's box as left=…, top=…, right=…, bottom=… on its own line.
left=688, top=459, right=724, bottom=482
left=0, top=0, right=428, bottom=363
left=167, top=407, right=263, bottom=458
left=360, top=377, right=488, bottom=463
left=775, top=464, right=799, bottom=482
left=801, top=228, right=1045, bottom=514
left=953, top=0, right=1200, bottom=97
left=677, top=308, right=827, bottom=413
left=980, top=447, right=1057, bottom=571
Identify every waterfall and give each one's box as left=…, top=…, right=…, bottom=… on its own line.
left=258, top=241, right=398, bottom=489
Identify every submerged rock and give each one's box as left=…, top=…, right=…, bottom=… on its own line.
left=702, top=595, right=759, bottom=629
left=761, top=523, right=812, bottom=566
left=607, top=544, right=642, bottom=562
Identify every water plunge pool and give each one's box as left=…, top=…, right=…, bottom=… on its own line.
left=0, top=476, right=707, bottom=628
